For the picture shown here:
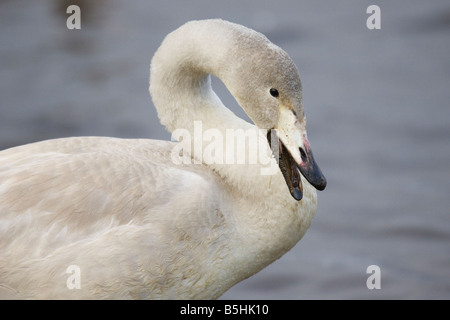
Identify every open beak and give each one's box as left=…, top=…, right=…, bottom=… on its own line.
left=267, top=108, right=327, bottom=201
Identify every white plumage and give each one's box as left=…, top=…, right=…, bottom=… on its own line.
left=0, top=19, right=325, bottom=299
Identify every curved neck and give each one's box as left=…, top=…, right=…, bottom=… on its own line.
left=150, top=21, right=235, bottom=132
left=148, top=18, right=309, bottom=210
left=149, top=20, right=268, bottom=187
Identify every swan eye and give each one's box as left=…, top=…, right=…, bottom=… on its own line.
left=269, top=88, right=279, bottom=98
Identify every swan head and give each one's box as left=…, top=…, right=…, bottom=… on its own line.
left=150, top=19, right=326, bottom=201
left=220, top=22, right=327, bottom=200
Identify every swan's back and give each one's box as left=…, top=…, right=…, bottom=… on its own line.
left=0, top=137, right=234, bottom=299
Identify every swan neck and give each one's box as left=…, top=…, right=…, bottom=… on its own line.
left=149, top=22, right=235, bottom=136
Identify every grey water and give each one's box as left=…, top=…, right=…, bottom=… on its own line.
left=1, top=0, right=449, bottom=299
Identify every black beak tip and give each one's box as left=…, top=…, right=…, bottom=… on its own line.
left=316, top=176, right=327, bottom=191
left=300, top=164, right=327, bottom=192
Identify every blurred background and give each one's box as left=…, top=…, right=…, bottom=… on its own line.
left=1, top=0, right=449, bottom=299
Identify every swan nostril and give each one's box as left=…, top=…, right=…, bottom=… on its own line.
left=299, top=147, right=307, bottom=162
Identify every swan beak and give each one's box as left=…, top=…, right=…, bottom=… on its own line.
left=297, top=137, right=327, bottom=191
left=268, top=107, right=327, bottom=201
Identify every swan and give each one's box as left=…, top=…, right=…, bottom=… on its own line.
left=0, top=19, right=326, bottom=299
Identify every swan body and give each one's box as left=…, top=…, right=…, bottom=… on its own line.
left=0, top=19, right=326, bottom=299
